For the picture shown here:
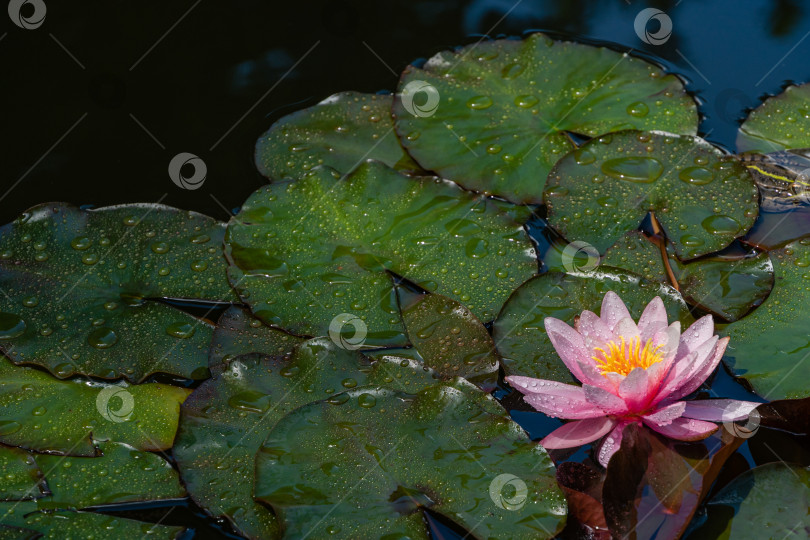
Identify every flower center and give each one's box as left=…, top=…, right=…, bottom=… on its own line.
left=592, top=336, right=664, bottom=377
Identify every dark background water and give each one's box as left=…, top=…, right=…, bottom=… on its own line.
left=2, top=0, right=810, bottom=538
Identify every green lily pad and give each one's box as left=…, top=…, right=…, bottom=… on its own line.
left=255, top=91, right=422, bottom=181
left=545, top=131, right=759, bottom=260
left=0, top=203, right=238, bottom=382
left=492, top=268, right=691, bottom=383
left=225, top=160, right=536, bottom=346
left=722, top=238, right=810, bottom=400
left=255, top=379, right=567, bottom=539
left=737, top=83, right=810, bottom=153
left=600, top=232, right=774, bottom=322
left=688, top=463, right=810, bottom=539
left=174, top=337, right=438, bottom=539
left=393, top=33, right=697, bottom=204
left=0, top=445, right=43, bottom=501
left=209, top=306, right=304, bottom=368
left=0, top=502, right=184, bottom=539
left=396, top=285, right=499, bottom=390
left=34, top=442, right=185, bottom=510
left=0, top=357, right=190, bottom=456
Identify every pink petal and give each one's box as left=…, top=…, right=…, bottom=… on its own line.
left=654, top=336, right=719, bottom=404
left=642, top=401, right=686, bottom=426
left=614, top=317, right=640, bottom=342
left=643, top=416, right=718, bottom=441
left=600, top=291, right=632, bottom=332
left=541, top=416, right=617, bottom=449
left=505, top=376, right=606, bottom=419
left=638, top=297, right=669, bottom=341
left=576, top=310, right=617, bottom=353
left=545, top=318, right=607, bottom=388
left=669, top=337, right=728, bottom=400
left=618, top=367, right=652, bottom=412
left=583, top=384, right=628, bottom=415
left=655, top=322, right=682, bottom=367
left=681, top=399, right=761, bottom=422
left=676, top=315, right=715, bottom=358
left=596, top=421, right=630, bottom=467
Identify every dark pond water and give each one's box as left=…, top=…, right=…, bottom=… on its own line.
left=3, top=0, right=810, bottom=538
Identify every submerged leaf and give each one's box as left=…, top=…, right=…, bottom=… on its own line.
left=493, top=268, right=691, bottom=383
left=545, top=131, right=759, bottom=260
left=255, top=91, right=422, bottom=180
left=393, top=33, right=697, bottom=204
left=225, top=160, right=536, bottom=346
left=0, top=203, right=237, bottom=381
left=255, top=379, right=566, bottom=539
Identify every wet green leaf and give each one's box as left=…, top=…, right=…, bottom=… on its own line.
left=0, top=203, right=237, bottom=381
left=737, top=83, right=810, bottom=152
left=0, top=445, right=43, bottom=501
left=722, top=238, right=810, bottom=400
left=208, top=306, right=304, bottom=368
left=687, top=463, right=810, bottom=539
left=545, top=131, right=759, bottom=260
left=0, top=357, right=189, bottom=456
left=0, top=502, right=184, bottom=539
left=396, top=285, right=499, bottom=390
left=493, top=268, right=691, bottom=383
left=255, top=91, right=422, bottom=180
left=34, top=442, right=185, bottom=510
left=255, top=379, right=567, bottom=539
left=393, top=33, right=697, bottom=204
left=600, top=232, right=773, bottom=322
left=225, top=160, right=536, bottom=346
left=174, top=337, right=437, bottom=539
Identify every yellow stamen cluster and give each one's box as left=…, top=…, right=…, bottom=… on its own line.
left=592, top=336, right=664, bottom=377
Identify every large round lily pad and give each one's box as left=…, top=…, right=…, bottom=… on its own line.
left=0, top=445, right=43, bottom=501
left=545, top=131, right=759, bottom=260
left=493, top=268, right=691, bottom=383
left=174, top=338, right=438, bottom=539
left=393, top=33, right=698, bottom=204
left=722, top=238, right=810, bottom=400
left=225, top=160, right=536, bottom=346
left=208, top=306, right=303, bottom=368
left=0, top=357, right=190, bottom=456
left=255, top=379, right=567, bottom=539
left=255, top=91, right=422, bottom=181
left=737, top=83, right=810, bottom=153
left=0, top=203, right=237, bottom=381
left=600, top=231, right=773, bottom=322
left=688, top=463, right=810, bottom=539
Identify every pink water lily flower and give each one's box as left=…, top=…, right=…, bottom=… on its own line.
left=505, top=292, right=760, bottom=467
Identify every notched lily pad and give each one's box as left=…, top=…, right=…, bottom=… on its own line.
left=208, top=306, right=304, bottom=368
left=600, top=231, right=773, bottom=322
left=396, top=284, right=499, bottom=390
left=255, top=91, right=422, bottom=181
left=493, top=268, right=691, bottom=383
left=393, top=33, right=697, bottom=204
left=0, top=445, right=43, bottom=501
left=545, top=131, right=759, bottom=260
left=0, top=203, right=238, bottom=381
left=722, top=238, right=810, bottom=400
left=255, top=379, right=567, bottom=539
left=174, top=337, right=438, bottom=539
left=225, top=160, right=536, bottom=346
left=0, top=357, right=190, bottom=456
left=737, top=83, right=810, bottom=153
